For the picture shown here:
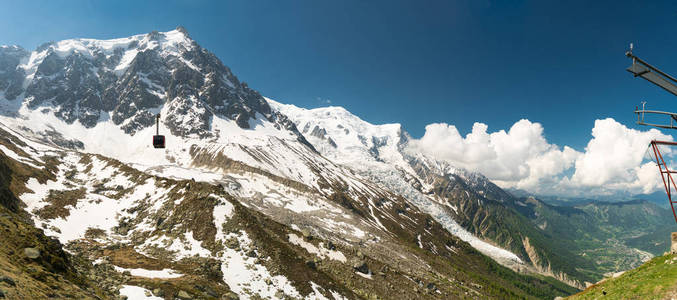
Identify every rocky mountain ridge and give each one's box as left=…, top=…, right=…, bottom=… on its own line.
left=0, top=27, right=308, bottom=149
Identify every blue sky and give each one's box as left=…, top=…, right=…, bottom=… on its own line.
left=2, top=0, right=677, bottom=151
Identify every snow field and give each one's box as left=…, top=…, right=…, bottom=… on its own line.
left=18, top=150, right=169, bottom=244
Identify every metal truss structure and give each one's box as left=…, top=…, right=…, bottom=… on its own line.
left=627, top=45, right=677, bottom=222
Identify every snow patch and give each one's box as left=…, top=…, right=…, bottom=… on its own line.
left=113, top=266, right=183, bottom=279
left=221, top=231, right=303, bottom=299
left=288, top=233, right=347, bottom=263
left=119, top=285, right=163, bottom=300
left=213, top=199, right=235, bottom=242
left=0, top=144, right=41, bottom=168
left=355, top=271, right=373, bottom=280
left=166, top=231, right=212, bottom=259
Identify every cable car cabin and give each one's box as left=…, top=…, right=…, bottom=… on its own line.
left=153, top=135, right=165, bottom=149
left=153, top=114, right=165, bottom=148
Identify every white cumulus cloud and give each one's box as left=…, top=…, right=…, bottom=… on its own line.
left=568, top=118, right=671, bottom=194
left=409, top=117, right=673, bottom=196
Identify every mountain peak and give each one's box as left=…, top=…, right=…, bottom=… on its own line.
left=0, top=45, right=24, bottom=51
left=145, top=28, right=193, bottom=47
left=175, top=25, right=190, bottom=36
left=0, top=30, right=312, bottom=144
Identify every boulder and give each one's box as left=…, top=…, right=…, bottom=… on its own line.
left=275, top=291, right=285, bottom=299
left=23, top=247, right=40, bottom=259
left=204, top=286, right=218, bottom=298
left=301, top=228, right=312, bottom=239
left=353, top=260, right=369, bottom=274
left=177, top=290, right=191, bottom=299
left=225, top=237, right=240, bottom=249
left=0, top=276, right=15, bottom=287
left=224, top=291, right=239, bottom=300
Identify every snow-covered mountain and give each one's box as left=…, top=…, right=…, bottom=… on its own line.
left=268, top=100, right=526, bottom=263
left=0, top=27, right=583, bottom=299
left=2, top=27, right=299, bottom=137
left=1, top=27, right=519, bottom=264
left=269, top=100, right=595, bottom=287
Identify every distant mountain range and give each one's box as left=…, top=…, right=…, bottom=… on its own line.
left=508, top=188, right=671, bottom=209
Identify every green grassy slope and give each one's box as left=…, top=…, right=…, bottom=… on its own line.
left=568, top=253, right=677, bottom=299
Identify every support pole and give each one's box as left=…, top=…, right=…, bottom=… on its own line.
left=650, top=140, right=677, bottom=223
left=156, top=114, right=160, bottom=135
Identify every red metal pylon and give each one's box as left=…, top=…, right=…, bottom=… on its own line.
left=649, top=140, right=677, bottom=223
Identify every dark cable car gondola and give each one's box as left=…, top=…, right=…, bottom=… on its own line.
left=153, top=114, right=165, bottom=149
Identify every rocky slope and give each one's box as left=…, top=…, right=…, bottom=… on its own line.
left=0, top=28, right=581, bottom=299
left=0, top=125, right=116, bottom=299
left=0, top=96, right=578, bottom=299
